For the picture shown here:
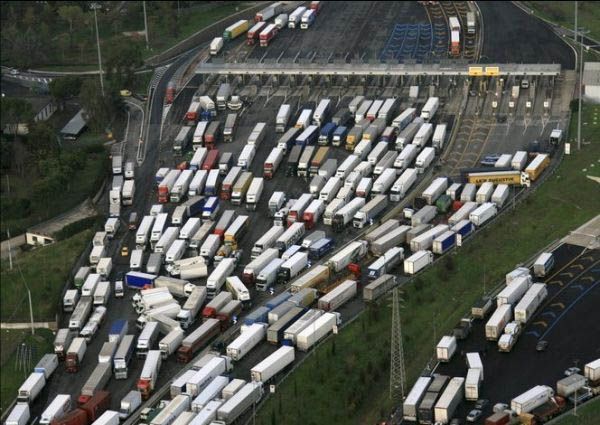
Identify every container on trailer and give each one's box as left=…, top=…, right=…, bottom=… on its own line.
left=421, top=97, right=439, bottom=121
left=363, top=274, right=397, bottom=302
left=485, top=304, right=513, bottom=340
left=511, top=385, right=554, bottom=415
left=176, top=318, right=220, bottom=363
left=191, top=375, right=229, bottom=413
left=226, top=323, right=267, bottom=360
left=584, top=359, right=600, bottom=384
left=296, top=312, right=340, bottom=351
left=318, top=280, right=357, bottom=311
left=216, top=382, right=263, bottom=423
left=403, top=376, right=432, bottom=422
left=525, top=153, right=550, bottom=181
left=436, top=335, right=457, bottom=362
left=469, top=202, right=497, bottom=226
left=251, top=346, right=295, bottom=382
left=465, top=368, right=482, bottom=401
left=411, top=205, right=437, bottom=227
left=410, top=224, right=449, bottom=252
left=404, top=250, right=434, bottom=275
left=432, top=231, right=456, bottom=255
left=433, top=377, right=464, bottom=424
left=496, top=275, right=531, bottom=307
left=432, top=123, right=447, bottom=150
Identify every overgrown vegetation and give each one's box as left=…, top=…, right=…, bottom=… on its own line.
left=0, top=2, right=246, bottom=70
left=551, top=398, right=600, bottom=425
left=0, top=229, right=92, bottom=322
left=0, top=329, right=55, bottom=412
left=256, top=105, right=600, bottom=424
left=523, top=1, right=600, bottom=41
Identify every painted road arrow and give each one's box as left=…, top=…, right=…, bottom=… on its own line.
left=571, top=264, right=584, bottom=270
left=570, top=284, right=584, bottom=291
left=533, top=321, right=548, bottom=328
left=526, top=331, right=541, bottom=338
left=581, top=276, right=595, bottom=282
left=550, top=303, right=565, bottom=309
left=542, top=311, right=557, bottom=318
left=560, top=272, right=574, bottom=278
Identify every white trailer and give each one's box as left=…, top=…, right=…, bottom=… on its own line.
left=246, top=177, right=264, bottom=211
left=476, top=182, right=494, bottom=204
left=469, top=202, right=497, bottom=226
left=415, top=147, right=435, bottom=173
left=206, top=258, right=236, bottom=298
left=6, top=404, right=30, bottom=425
left=434, top=377, right=464, bottom=424
left=326, top=240, right=368, bottom=272
left=216, top=382, right=263, bottom=423
left=496, top=275, right=531, bottom=306
left=514, top=283, right=547, bottom=323
left=390, top=168, right=418, bottom=202
left=320, top=177, right=343, bottom=203
left=226, top=323, right=267, bottom=360
left=171, top=169, right=194, bottom=203
left=40, top=394, right=71, bottom=425
left=465, top=369, right=482, bottom=401
left=276, top=104, right=291, bottom=132
left=436, top=335, right=457, bottom=362
left=191, top=376, right=229, bottom=412
left=336, top=155, right=361, bottom=179
left=252, top=227, right=284, bottom=259
left=403, top=377, right=432, bottom=421
left=372, top=168, right=397, bottom=195
left=243, top=248, right=279, bottom=284
left=237, top=144, right=256, bottom=170
left=432, top=123, right=447, bottom=150
left=93, top=280, right=111, bottom=306
left=165, top=239, right=187, bottom=263
left=511, top=385, right=554, bottom=415
left=533, top=252, right=555, bottom=277
left=394, top=144, right=419, bottom=170
left=448, top=202, right=478, bottom=226
left=512, top=151, right=528, bottom=170
left=410, top=224, right=449, bottom=252
left=404, top=250, right=434, bottom=275
left=159, top=327, right=184, bottom=359
left=422, top=177, right=448, bottom=205
left=413, top=123, right=433, bottom=147
left=353, top=195, right=388, bottom=228
left=485, top=304, right=513, bottom=340
left=318, top=280, right=357, bottom=311
left=323, top=198, right=345, bottom=226
left=155, top=227, right=179, bottom=254
left=460, top=183, right=477, bottom=202
left=18, top=372, right=46, bottom=403
left=251, top=346, right=295, bottom=382
left=421, top=97, right=439, bottom=121
left=296, top=312, right=340, bottom=351
left=136, top=215, right=155, bottom=248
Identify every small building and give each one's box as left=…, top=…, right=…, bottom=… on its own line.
left=60, top=109, right=87, bottom=140
left=583, top=62, right=600, bottom=103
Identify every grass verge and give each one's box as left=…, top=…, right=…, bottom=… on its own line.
left=0, top=230, right=92, bottom=322
left=522, top=1, right=600, bottom=41
left=550, top=397, right=600, bottom=425
left=255, top=104, right=600, bottom=425
left=0, top=328, right=55, bottom=413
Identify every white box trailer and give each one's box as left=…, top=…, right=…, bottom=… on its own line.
left=89, top=245, right=106, bottom=266
left=394, top=144, right=419, bottom=170
left=189, top=170, right=208, bottom=197
left=422, top=177, right=448, bottom=205
left=200, top=234, right=221, bottom=259
left=165, top=239, right=187, bottom=263
left=469, top=202, right=497, bottom=226
left=512, top=151, right=528, bottom=170
left=370, top=226, right=411, bottom=256
left=179, top=217, right=202, bottom=241
left=243, top=248, right=279, bottom=284
left=222, top=379, right=246, bottom=400
left=96, top=257, right=112, bottom=278
left=186, top=357, right=232, bottom=397
left=6, top=404, right=30, bottom=425
left=557, top=374, right=587, bottom=397
left=374, top=151, right=398, bottom=176
left=93, top=280, right=111, bottom=306
left=191, top=376, right=229, bottom=412
left=497, top=275, right=531, bottom=306
left=336, top=155, right=361, bottom=179
left=495, top=154, right=513, bottom=168
left=434, top=377, right=464, bottom=424
left=511, top=385, right=554, bottom=415
left=216, top=382, right=263, bottom=424
left=18, top=372, right=46, bottom=403
left=155, top=227, right=179, bottom=254
left=403, top=377, right=432, bottom=421
left=296, top=312, right=340, bottom=351
left=252, top=227, right=284, bottom=259
left=448, top=202, right=477, bottom=226
left=432, top=123, right=447, bottom=150
left=465, top=368, right=482, bottom=401
left=159, top=327, right=185, bottom=359
left=411, top=205, right=437, bottom=227
left=326, top=240, right=368, bottom=272
left=251, top=346, right=295, bottom=382
left=415, top=147, right=435, bottom=173
left=485, top=304, right=513, bottom=340
left=404, top=250, right=434, bottom=275
left=514, top=283, right=547, bottom=323
left=410, top=224, right=449, bottom=252
left=436, top=335, right=457, bottom=362
left=206, top=258, right=236, bottom=298
left=466, top=352, right=484, bottom=379
left=476, top=182, right=494, bottom=204
left=246, top=177, right=264, bottom=211
left=533, top=252, right=555, bottom=277
left=318, top=280, right=357, bottom=311
left=283, top=309, right=324, bottom=344
left=390, top=168, right=418, bottom=202
left=372, top=168, right=397, bottom=196
left=320, top=177, right=343, bottom=203
left=368, top=142, right=389, bottom=166
left=460, top=183, right=477, bottom=202
left=226, top=323, right=267, bottom=360
left=585, top=359, right=600, bottom=382
left=421, top=97, right=439, bottom=121
left=353, top=195, right=388, bottom=228
left=506, top=266, right=531, bottom=285
left=276, top=104, right=291, bottom=132
left=40, top=394, right=71, bottom=424
left=413, top=123, right=433, bottom=147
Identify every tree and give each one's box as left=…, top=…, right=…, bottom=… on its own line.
left=158, top=2, right=178, bottom=38
left=0, top=98, right=34, bottom=139
left=79, top=79, right=124, bottom=133
left=57, top=5, right=84, bottom=48
left=26, top=122, right=59, bottom=162
left=104, top=36, right=143, bottom=90
left=49, top=76, right=82, bottom=110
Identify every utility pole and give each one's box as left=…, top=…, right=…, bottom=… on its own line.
left=390, top=287, right=406, bottom=405
left=574, top=1, right=578, bottom=43
left=143, top=1, right=150, bottom=50
left=91, top=3, right=105, bottom=97
left=578, top=25, right=583, bottom=150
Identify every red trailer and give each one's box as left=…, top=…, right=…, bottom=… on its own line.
left=165, top=82, right=176, bottom=105
left=176, top=319, right=220, bottom=363
left=259, top=24, right=278, bottom=47
left=202, top=149, right=220, bottom=171
left=247, top=21, right=267, bottom=46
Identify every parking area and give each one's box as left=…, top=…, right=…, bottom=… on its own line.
left=435, top=242, right=600, bottom=423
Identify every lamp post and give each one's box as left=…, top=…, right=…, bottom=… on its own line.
left=143, top=1, right=150, bottom=50
left=91, top=3, right=105, bottom=97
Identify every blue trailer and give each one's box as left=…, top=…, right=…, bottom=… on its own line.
left=318, top=123, right=337, bottom=145
left=202, top=196, right=220, bottom=220
left=108, top=319, right=129, bottom=344
left=265, top=291, right=292, bottom=310
left=451, top=219, right=475, bottom=238
left=125, top=272, right=156, bottom=289
left=244, top=306, right=271, bottom=326
left=308, top=238, right=335, bottom=260
left=432, top=231, right=457, bottom=255
left=185, top=196, right=206, bottom=217
left=295, top=125, right=319, bottom=146
left=332, top=126, right=349, bottom=147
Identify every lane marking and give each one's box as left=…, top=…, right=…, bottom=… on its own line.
left=533, top=321, right=548, bottom=328
left=550, top=302, right=565, bottom=309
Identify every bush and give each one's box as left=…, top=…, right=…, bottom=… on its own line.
left=0, top=197, right=31, bottom=219
left=54, top=215, right=101, bottom=241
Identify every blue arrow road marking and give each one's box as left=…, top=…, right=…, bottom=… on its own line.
left=539, top=281, right=600, bottom=340
left=541, top=311, right=557, bottom=319
left=526, top=331, right=541, bottom=338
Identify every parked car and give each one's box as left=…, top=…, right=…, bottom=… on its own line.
left=564, top=367, right=581, bottom=376
left=536, top=340, right=549, bottom=352
left=466, top=409, right=482, bottom=423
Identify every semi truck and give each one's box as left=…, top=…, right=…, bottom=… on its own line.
left=485, top=304, right=512, bottom=340
left=137, top=350, right=162, bottom=399
left=246, top=177, right=264, bottom=211
left=226, top=323, right=267, bottom=361
left=176, top=318, right=220, bottom=364
left=511, top=385, right=555, bottom=415
left=404, top=250, right=434, bottom=275
left=296, top=312, right=340, bottom=351
left=276, top=104, right=291, bottom=133
left=17, top=372, right=46, bottom=403
left=421, top=97, right=439, bottom=121
left=353, top=194, right=388, bottom=228
left=367, top=247, right=403, bottom=279
left=78, top=362, right=112, bottom=405
left=251, top=346, right=295, bottom=382
left=206, top=258, right=236, bottom=299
